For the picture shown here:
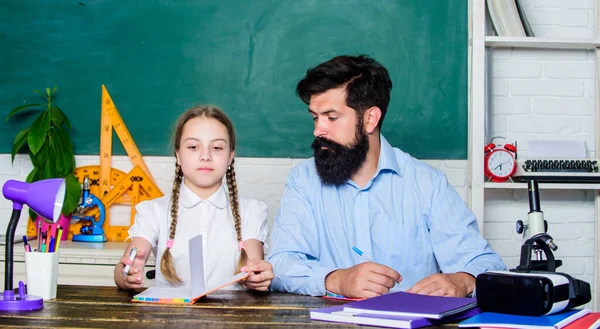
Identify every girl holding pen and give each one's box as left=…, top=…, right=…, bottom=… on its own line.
left=114, top=105, right=273, bottom=291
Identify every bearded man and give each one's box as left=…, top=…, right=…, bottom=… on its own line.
left=267, top=55, right=506, bottom=298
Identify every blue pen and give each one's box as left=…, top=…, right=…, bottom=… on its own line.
left=49, top=237, right=55, bottom=253
left=352, top=246, right=372, bottom=262
left=353, top=246, right=403, bottom=289
left=22, top=235, right=30, bottom=252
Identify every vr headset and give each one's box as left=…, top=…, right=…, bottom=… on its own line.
left=476, top=270, right=591, bottom=316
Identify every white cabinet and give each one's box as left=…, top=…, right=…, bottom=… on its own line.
left=468, top=0, right=600, bottom=311
left=0, top=241, right=155, bottom=287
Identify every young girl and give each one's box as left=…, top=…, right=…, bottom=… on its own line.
left=114, top=105, right=273, bottom=291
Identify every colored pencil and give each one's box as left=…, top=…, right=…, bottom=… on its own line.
left=45, top=228, right=52, bottom=252
left=55, top=226, right=63, bottom=252
left=36, top=220, right=42, bottom=250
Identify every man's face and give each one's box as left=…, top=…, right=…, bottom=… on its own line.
left=309, top=88, right=369, bottom=185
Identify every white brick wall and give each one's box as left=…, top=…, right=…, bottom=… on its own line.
left=523, top=0, right=596, bottom=38
left=0, top=154, right=471, bottom=238
left=486, top=0, right=597, bottom=299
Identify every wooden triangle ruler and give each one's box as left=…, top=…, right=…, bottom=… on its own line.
left=100, top=84, right=158, bottom=197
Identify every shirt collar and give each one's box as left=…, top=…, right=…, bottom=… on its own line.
left=375, top=134, right=402, bottom=177
left=346, top=134, right=403, bottom=191
left=180, top=180, right=228, bottom=210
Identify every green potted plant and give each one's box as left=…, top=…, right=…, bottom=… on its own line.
left=6, top=86, right=81, bottom=236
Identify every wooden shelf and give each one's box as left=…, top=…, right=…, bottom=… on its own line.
left=485, top=36, right=600, bottom=49
left=485, top=182, right=600, bottom=189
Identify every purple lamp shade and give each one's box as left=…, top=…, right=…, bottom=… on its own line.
left=2, top=179, right=65, bottom=222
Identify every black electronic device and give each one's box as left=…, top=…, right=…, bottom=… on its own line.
left=522, top=159, right=598, bottom=173
left=514, top=159, right=600, bottom=183
left=476, top=271, right=591, bottom=316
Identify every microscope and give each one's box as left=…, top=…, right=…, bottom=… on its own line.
left=514, top=180, right=561, bottom=272
left=71, top=177, right=107, bottom=242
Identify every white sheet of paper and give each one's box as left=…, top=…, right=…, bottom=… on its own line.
left=133, top=234, right=248, bottom=302
left=189, top=234, right=205, bottom=296
left=527, top=140, right=586, bottom=159
left=134, top=235, right=204, bottom=300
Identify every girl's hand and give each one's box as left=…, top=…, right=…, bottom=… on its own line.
left=119, top=248, right=147, bottom=289
left=240, top=259, right=274, bottom=291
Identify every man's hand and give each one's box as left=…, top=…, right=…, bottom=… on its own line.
left=407, top=272, right=475, bottom=297
left=240, top=259, right=274, bottom=291
left=325, top=262, right=401, bottom=299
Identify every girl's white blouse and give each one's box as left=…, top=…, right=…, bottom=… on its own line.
left=128, top=182, right=268, bottom=289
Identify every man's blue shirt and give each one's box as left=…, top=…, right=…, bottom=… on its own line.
left=267, top=135, right=506, bottom=296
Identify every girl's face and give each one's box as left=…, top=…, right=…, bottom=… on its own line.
left=176, top=117, right=234, bottom=199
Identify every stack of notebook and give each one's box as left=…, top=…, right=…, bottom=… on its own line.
left=310, top=291, right=480, bottom=329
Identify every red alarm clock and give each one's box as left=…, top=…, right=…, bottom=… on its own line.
left=484, top=137, right=517, bottom=182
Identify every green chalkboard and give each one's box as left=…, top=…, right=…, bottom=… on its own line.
left=0, top=1, right=467, bottom=159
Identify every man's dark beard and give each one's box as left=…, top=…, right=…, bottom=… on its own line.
left=311, top=126, right=369, bottom=186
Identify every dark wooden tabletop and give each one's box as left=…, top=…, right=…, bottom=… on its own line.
left=0, top=285, right=458, bottom=328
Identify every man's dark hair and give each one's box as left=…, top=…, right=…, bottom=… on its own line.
left=296, top=54, right=393, bottom=129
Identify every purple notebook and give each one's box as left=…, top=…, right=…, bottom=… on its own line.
left=311, top=305, right=482, bottom=329
left=343, top=291, right=478, bottom=319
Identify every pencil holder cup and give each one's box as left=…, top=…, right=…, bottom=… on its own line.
left=25, top=251, right=60, bottom=300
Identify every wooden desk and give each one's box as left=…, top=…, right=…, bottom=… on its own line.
left=0, top=285, right=454, bottom=328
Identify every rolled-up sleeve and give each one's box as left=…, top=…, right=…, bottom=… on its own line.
left=128, top=200, right=160, bottom=248
left=241, top=199, right=269, bottom=245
